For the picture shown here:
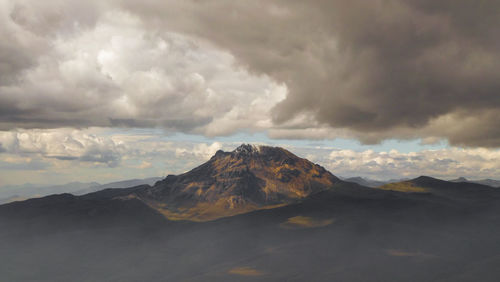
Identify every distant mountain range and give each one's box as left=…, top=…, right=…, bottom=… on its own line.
left=1, top=144, right=500, bottom=281
left=343, top=176, right=500, bottom=189
left=0, top=177, right=162, bottom=204
left=450, top=177, right=500, bottom=188
left=342, top=176, right=409, bottom=188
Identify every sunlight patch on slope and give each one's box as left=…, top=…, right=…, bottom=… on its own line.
left=150, top=200, right=287, bottom=222
left=378, top=182, right=428, bottom=193
left=280, top=216, right=334, bottom=229
left=228, top=267, right=265, bottom=276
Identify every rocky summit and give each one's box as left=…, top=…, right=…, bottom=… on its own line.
left=131, top=144, right=339, bottom=221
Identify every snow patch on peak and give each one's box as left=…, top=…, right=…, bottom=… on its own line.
left=233, top=144, right=265, bottom=155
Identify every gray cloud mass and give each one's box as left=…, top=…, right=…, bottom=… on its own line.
left=1, top=0, right=499, bottom=146
left=123, top=0, right=500, bottom=146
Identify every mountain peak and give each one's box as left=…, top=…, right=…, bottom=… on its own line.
left=231, top=144, right=298, bottom=162
left=234, top=143, right=263, bottom=154
left=212, top=144, right=267, bottom=159
left=231, top=144, right=292, bottom=158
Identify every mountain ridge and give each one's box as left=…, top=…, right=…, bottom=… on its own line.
left=4, top=145, right=499, bottom=221
left=0, top=177, right=162, bottom=203
left=3, top=145, right=500, bottom=281
left=450, top=177, right=500, bottom=188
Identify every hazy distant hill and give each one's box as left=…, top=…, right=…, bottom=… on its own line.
left=1, top=145, right=500, bottom=281
left=72, top=177, right=163, bottom=195
left=0, top=195, right=27, bottom=205
left=450, top=177, right=500, bottom=188
left=343, top=176, right=385, bottom=187
left=0, top=177, right=162, bottom=203
left=342, top=176, right=409, bottom=188
left=0, top=182, right=98, bottom=200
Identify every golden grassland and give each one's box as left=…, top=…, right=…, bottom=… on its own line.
left=280, top=216, right=335, bottom=229
left=378, top=182, right=428, bottom=193
left=154, top=200, right=287, bottom=222
left=227, top=267, right=265, bottom=276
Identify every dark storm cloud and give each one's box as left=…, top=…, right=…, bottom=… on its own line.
left=1, top=0, right=499, bottom=147
left=0, top=40, right=35, bottom=85
left=108, top=117, right=213, bottom=132
left=122, top=0, right=500, bottom=147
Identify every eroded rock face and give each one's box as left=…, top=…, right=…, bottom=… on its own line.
left=134, top=144, right=339, bottom=221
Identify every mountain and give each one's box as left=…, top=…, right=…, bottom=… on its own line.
left=450, top=177, right=500, bottom=188
left=475, top=179, right=500, bottom=187
left=0, top=182, right=97, bottom=200
left=0, top=177, right=162, bottom=203
left=2, top=145, right=500, bottom=281
left=0, top=195, right=27, bottom=205
left=379, top=176, right=500, bottom=203
left=0, top=144, right=342, bottom=225
left=0, top=144, right=339, bottom=221
left=344, top=176, right=390, bottom=188
left=130, top=144, right=339, bottom=220
left=450, top=177, right=468, bottom=183
left=72, top=177, right=162, bottom=195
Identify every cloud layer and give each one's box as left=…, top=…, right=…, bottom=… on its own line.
left=1, top=0, right=500, bottom=146
left=0, top=2, right=285, bottom=136
left=0, top=128, right=232, bottom=185
left=323, top=147, right=500, bottom=180
left=122, top=0, right=500, bottom=147
left=0, top=129, right=125, bottom=167
left=1, top=128, right=500, bottom=186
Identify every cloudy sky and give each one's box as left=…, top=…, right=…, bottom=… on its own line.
left=1, top=0, right=500, bottom=186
